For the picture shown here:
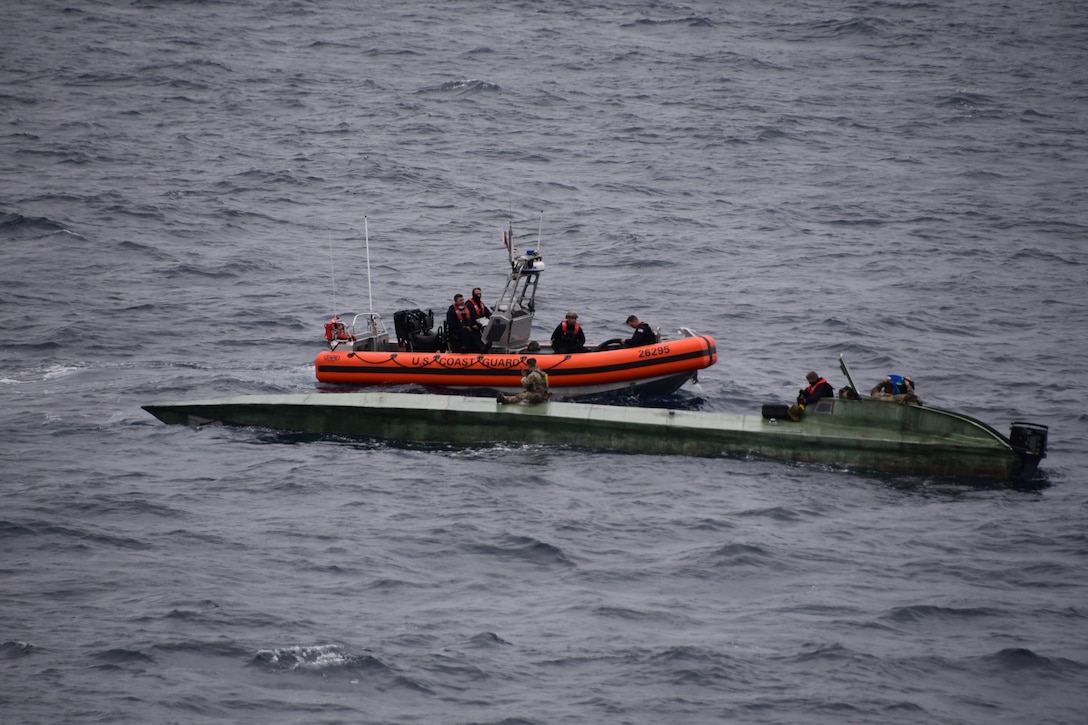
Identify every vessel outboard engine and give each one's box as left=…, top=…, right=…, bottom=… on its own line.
left=1009, top=422, right=1048, bottom=476
left=393, top=309, right=440, bottom=352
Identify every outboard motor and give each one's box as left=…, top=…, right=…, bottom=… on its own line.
left=1009, top=422, right=1048, bottom=475
left=393, top=309, right=440, bottom=352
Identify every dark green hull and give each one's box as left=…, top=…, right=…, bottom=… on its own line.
left=143, top=392, right=1046, bottom=480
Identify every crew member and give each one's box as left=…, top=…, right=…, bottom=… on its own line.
left=497, top=358, right=550, bottom=404
left=466, top=287, right=491, bottom=322
left=551, top=311, right=587, bottom=353
left=446, top=294, right=484, bottom=353
left=623, top=315, right=656, bottom=347
left=467, top=287, right=493, bottom=352
left=871, top=374, right=914, bottom=396
left=871, top=374, right=921, bottom=404
left=797, top=371, right=834, bottom=406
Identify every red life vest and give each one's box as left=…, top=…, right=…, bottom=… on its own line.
left=454, top=305, right=473, bottom=326
left=806, top=377, right=829, bottom=396
left=466, top=297, right=487, bottom=318
left=561, top=320, right=581, bottom=336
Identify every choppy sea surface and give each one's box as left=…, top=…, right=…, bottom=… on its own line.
left=3, top=1, right=1087, bottom=723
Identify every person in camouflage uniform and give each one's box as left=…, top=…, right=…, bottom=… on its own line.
left=497, top=358, right=550, bottom=404
left=871, top=374, right=922, bottom=405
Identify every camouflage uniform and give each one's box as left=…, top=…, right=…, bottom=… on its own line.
left=870, top=376, right=922, bottom=405
left=499, top=366, right=550, bottom=404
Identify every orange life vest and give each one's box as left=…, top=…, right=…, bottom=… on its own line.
left=454, top=305, right=473, bottom=326
left=466, top=297, right=487, bottom=318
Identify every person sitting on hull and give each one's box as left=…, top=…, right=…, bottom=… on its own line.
left=798, top=370, right=834, bottom=405
left=871, top=374, right=922, bottom=405
left=324, top=316, right=355, bottom=343
left=497, top=358, right=550, bottom=404
left=446, top=293, right=485, bottom=353
left=623, top=315, right=656, bottom=347
left=788, top=370, right=834, bottom=421
left=551, top=311, right=587, bottom=354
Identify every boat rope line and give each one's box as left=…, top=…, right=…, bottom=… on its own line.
left=338, top=352, right=526, bottom=371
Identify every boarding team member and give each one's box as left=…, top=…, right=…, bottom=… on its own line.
left=871, top=374, right=921, bottom=404
left=498, top=358, right=550, bottom=404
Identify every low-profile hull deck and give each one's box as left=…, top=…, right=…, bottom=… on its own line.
left=144, top=391, right=1047, bottom=480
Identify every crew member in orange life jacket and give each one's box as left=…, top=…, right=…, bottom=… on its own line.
left=446, top=294, right=484, bottom=353
left=466, top=287, right=491, bottom=322
left=466, top=287, right=493, bottom=352
left=324, top=316, right=355, bottom=342
left=551, top=311, right=587, bottom=353
left=797, top=370, right=834, bottom=406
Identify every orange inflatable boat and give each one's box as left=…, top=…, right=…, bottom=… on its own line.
left=316, top=223, right=717, bottom=396
left=315, top=333, right=716, bottom=396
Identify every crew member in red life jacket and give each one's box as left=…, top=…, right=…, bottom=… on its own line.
left=551, top=311, right=587, bottom=353
left=324, top=316, right=355, bottom=343
left=446, top=294, right=484, bottom=353
left=797, top=370, right=834, bottom=406
left=467, top=287, right=493, bottom=352
left=466, top=287, right=491, bottom=322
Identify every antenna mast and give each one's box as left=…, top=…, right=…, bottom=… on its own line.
left=364, top=216, right=373, bottom=313
left=328, top=228, right=337, bottom=317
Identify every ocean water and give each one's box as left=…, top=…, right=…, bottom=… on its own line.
left=3, top=1, right=1087, bottom=723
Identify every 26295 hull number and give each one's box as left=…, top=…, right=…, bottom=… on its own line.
left=638, top=345, right=671, bottom=358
